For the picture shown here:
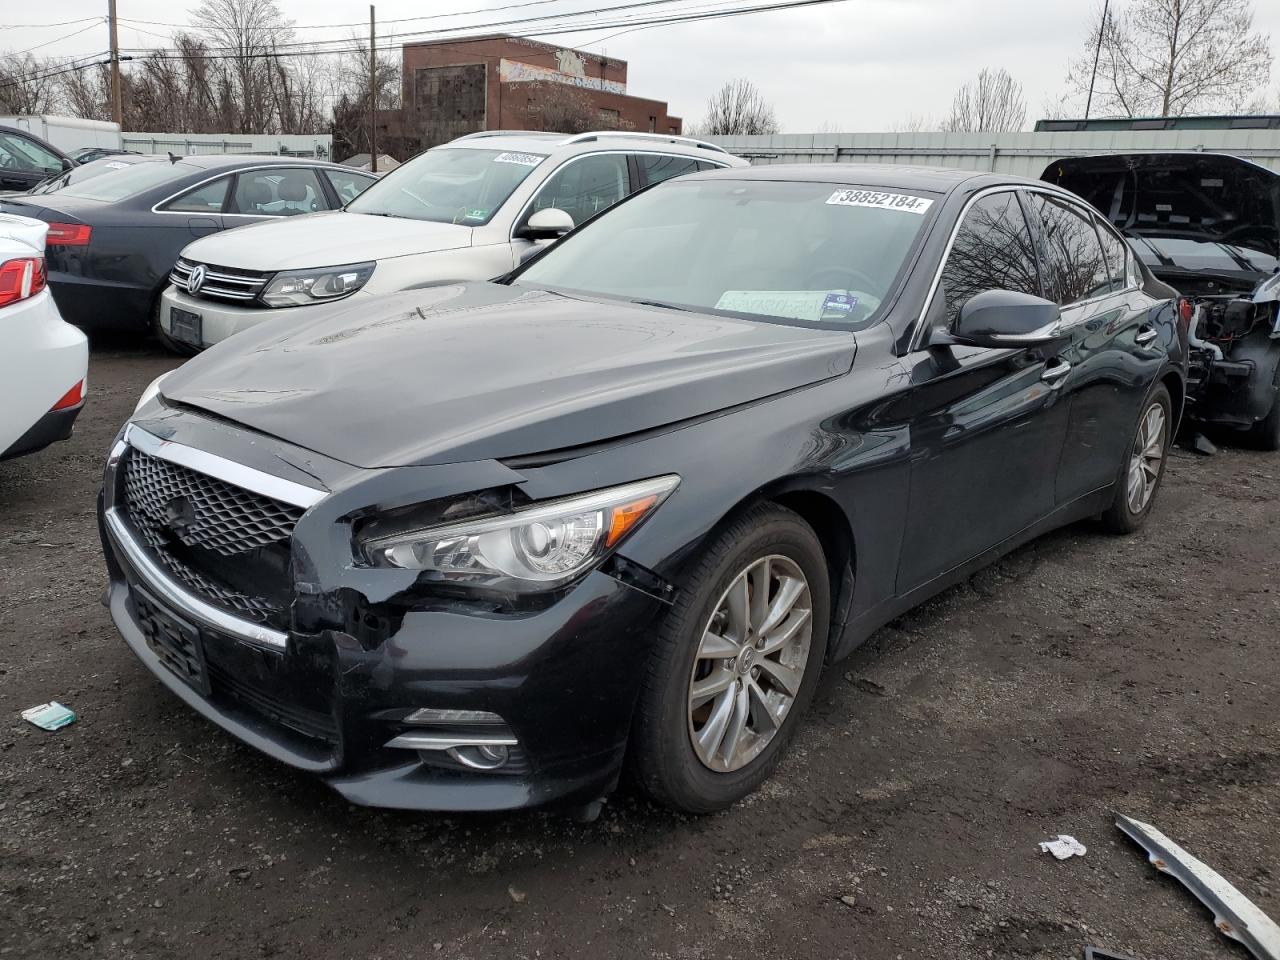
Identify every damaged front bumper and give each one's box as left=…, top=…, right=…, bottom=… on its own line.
left=1185, top=277, right=1280, bottom=430
left=99, top=413, right=672, bottom=812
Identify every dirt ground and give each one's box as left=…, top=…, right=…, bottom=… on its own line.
left=2, top=341, right=1277, bottom=960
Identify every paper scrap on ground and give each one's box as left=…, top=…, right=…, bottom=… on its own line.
left=21, top=701, right=77, bottom=731
left=1039, top=835, right=1087, bottom=859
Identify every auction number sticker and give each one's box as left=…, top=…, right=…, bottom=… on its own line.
left=826, top=189, right=933, bottom=214
left=494, top=152, right=544, bottom=167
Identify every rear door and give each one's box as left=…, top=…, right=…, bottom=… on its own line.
left=158, top=175, right=232, bottom=239
left=1024, top=190, right=1164, bottom=504
left=895, top=189, right=1072, bottom=591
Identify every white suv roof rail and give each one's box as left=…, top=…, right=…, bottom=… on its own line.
left=558, top=131, right=731, bottom=156
left=451, top=130, right=564, bottom=142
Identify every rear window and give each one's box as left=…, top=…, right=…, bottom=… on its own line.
left=58, top=161, right=202, bottom=202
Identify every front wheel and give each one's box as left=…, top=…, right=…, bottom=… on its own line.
left=1101, top=384, right=1172, bottom=534
left=629, top=504, right=830, bottom=813
left=1249, top=385, right=1280, bottom=451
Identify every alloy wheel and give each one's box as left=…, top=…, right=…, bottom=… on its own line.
left=687, top=555, right=813, bottom=773
left=1126, top=402, right=1167, bottom=514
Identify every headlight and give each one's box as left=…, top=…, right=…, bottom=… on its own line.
left=133, top=372, right=171, bottom=413
left=360, top=475, right=680, bottom=591
left=260, top=261, right=375, bottom=308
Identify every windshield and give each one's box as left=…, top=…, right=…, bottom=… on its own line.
left=346, top=147, right=545, bottom=225
left=30, top=157, right=156, bottom=196
left=515, top=179, right=934, bottom=327
left=58, top=160, right=202, bottom=202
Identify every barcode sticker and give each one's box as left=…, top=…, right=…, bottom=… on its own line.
left=826, top=189, right=933, bottom=214
left=494, top=152, right=544, bottom=167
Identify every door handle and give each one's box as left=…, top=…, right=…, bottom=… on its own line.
left=1041, top=360, right=1071, bottom=384
left=1135, top=326, right=1159, bottom=346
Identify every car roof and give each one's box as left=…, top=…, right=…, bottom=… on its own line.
left=179, top=154, right=347, bottom=171
left=680, top=162, right=1053, bottom=194
left=441, top=130, right=743, bottom=164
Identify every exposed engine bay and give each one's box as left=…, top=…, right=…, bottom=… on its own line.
left=1043, top=152, right=1280, bottom=442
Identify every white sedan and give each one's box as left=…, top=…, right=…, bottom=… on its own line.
left=0, top=213, right=88, bottom=460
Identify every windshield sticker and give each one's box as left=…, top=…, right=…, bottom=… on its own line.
left=822, top=292, right=857, bottom=317
left=826, top=189, right=933, bottom=215
left=463, top=208, right=488, bottom=221
left=494, top=152, right=544, bottom=167
left=716, top=290, right=862, bottom=322
left=104, top=161, right=129, bottom=169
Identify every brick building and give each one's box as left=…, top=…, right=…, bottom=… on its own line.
left=396, top=36, right=682, bottom=149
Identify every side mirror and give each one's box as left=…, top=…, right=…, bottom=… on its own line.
left=941, top=289, right=1062, bottom=349
left=61, top=158, right=74, bottom=171
left=517, top=207, right=574, bottom=241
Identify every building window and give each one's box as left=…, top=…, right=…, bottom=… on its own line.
left=648, top=116, right=656, bottom=132
left=599, top=107, right=621, bottom=123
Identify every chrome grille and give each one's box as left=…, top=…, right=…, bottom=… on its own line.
left=123, top=449, right=302, bottom=622
left=170, top=258, right=269, bottom=304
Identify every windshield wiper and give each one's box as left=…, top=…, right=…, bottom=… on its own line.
left=630, top=298, right=692, bottom=312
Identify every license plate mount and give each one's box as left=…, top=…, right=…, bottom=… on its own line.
left=169, top=306, right=203, bottom=347
left=133, top=586, right=211, bottom=696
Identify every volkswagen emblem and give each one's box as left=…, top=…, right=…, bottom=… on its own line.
left=186, top=264, right=207, bottom=295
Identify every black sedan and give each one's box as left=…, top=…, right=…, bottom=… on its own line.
left=98, top=164, right=1186, bottom=815
left=0, top=124, right=74, bottom=193
left=5, top=154, right=377, bottom=337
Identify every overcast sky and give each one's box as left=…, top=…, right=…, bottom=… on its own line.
left=14, top=0, right=1280, bottom=130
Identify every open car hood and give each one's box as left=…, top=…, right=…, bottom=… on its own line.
left=1042, top=153, right=1280, bottom=286
left=159, top=282, right=856, bottom=468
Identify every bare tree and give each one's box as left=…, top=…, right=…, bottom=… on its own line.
left=515, top=81, right=635, bottom=134
left=331, top=39, right=403, bottom=161
left=890, top=113, right=939, bottom=132
left=191, top=0, right=296, bottom=133
left=1068, top=0, right=1273, bottom=117
left=944, top=68, right=1027, bottom=132
left=697, top=79, right=780, bottom=135
left=0, top=53, right=61, bottom=114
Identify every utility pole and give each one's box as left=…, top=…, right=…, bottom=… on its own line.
left=369, top=5, right=377, bottom=173
left=108, top=0, right=123, bottom=126
left=1084, top=0, right=1109, bottom=121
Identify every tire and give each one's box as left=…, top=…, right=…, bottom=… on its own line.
left=151, top=295, right=198, bottom=357
left=1249, top=386, right=1280, bottom=452
left=1101, top=383, right=1172, bottom=534
left=629, top=503, right=831, bottom=813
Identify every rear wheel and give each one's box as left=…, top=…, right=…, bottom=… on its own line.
left=151, top=295, right=197, bottom=356
left=629, top=504, right=830, bottom=813
left=1101, top=384, right=1171, bottom=534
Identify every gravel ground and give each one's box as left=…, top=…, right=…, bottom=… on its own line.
left=1, top=341, right=1277, bottom=960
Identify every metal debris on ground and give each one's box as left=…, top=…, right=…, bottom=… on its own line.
left=1116, top=813, right=1280, bottom=960
left=1039, top=835, right=1087, bottom=860
left=1083, top=947, right=1137, bottom=960
left=21, top=702, right=77, bottom=731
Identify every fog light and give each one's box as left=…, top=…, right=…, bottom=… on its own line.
left=447, top=743, right=510, bottom=770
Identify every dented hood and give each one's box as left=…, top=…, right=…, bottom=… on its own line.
left=1042, top=153, right=1280, bottom=277
left=160, top=282, right=856, bottom=468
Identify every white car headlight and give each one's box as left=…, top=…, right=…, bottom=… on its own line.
left=133, top=372, right=172, bottom=413
left=260, top=261, right=375, bottom=308
left=360, top=476, right=680, bottom=591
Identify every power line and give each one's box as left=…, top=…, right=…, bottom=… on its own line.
left=9, top=19, right=104, bottom=57
left=0, top=56, right=111, bottom=89
left=0, top=16, right=100, bottom=29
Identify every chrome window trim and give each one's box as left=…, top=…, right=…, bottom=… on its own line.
left=909, top=183, right=1142, bottom=352
left=124, top=423, right=326, bottom=508
left=104, top=507, right=288, bottom=651
left=507, top=149, right=730, bottom=242
left=148, top=163, right=347, bottom=217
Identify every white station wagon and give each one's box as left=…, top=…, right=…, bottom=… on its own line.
left=160, top=131, right=745, bottom=351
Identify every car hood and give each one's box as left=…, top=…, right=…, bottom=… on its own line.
left=160, top=282, right=856, bottom=468
left=182, top=211, right=473, bottom=270
left=1042, top=152, right=1280, bottom=281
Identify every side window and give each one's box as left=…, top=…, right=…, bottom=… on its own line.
left=938, top=191, right=1042, bottom=324
left=0, top=132, right=63, bottom=173
left=231, top=168, right=325, bottom=216
left=1029, top=194, right=1111, bottom=305
left=526, top=154, right=630, bottom=228
left=636, top=154, right=699, bottom=187
left=163, top=177, right=230, bottom=213
left=325, top=169, right=376, bottom=205
left=1094, top=217, right=1131, bottom=292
